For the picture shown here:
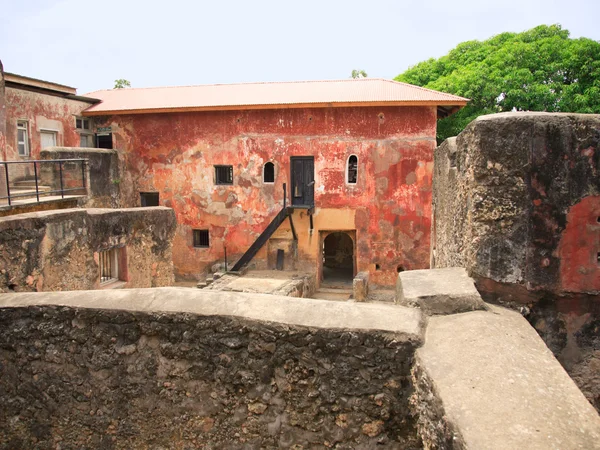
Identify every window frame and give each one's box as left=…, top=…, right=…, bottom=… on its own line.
left=346, top=154, right=358, bottom=185
left=193, top=229, right=210, bottom=248
left=215, top=165, right=233, bottom=185
left=99, top=247, right=122, bottom=285
left=75, top=117, right=94, bottom=148
left=263, top=161, right=275, bottom=184
left=40, top=129, right=58, bottom=149
left=17, top=120, right=30, bottom=156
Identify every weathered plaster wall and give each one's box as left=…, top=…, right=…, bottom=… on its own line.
left=0, top=207, right=176, bottom=292
left=0, top=290, right=423, bottom=449
left=0, top=61, right=6, bottom=161
left=4, top=86, right=90, bottom=162
left=41, top=147, right=121, bottom=208
left=100, top=106, right=437, bottom=285
left=432, top=112, right=600, bottom=411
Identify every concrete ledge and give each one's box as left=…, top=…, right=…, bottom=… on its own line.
left=0, top=287, right=423, bottom=342
left=396, top=267, right=488, bottom=315
left=414, top=305, right=600, bottom=449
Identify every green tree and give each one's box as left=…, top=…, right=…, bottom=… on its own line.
left=395, top=25, right=600, bottom=143
left=351, top=69, right=368, bottom=79
left=114, top=79, right=131, bottom=89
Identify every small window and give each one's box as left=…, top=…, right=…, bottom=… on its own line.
left=75, top=117, right=91, bottom=130
left=99, top=248, right=122, bottom=284
left=193, top=229, right=210, bottom=248
left=263, top=162, right=275, bottom=183
left=17, top=121, right=29, bottom=156
left=79, top=134, right=93, bottom=148
left=347, top=155, right=358, bottom=184
left=215, top=165, right=233, bottom=185
left=140, top=192, right=159, bottom=207
left=40, top=130, right=57, bottom=149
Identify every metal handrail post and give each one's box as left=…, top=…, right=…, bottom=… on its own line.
left=81, top=160, right=86, bottom=194
left=283, top=183, right=287, bottom=208
left=33, top=161, right=40, bottom=202
left=4, top=163, right=11, bottom=206
left=58, top=161, right=64, bottom=198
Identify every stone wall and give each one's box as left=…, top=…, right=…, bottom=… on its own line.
left=432, top=112, right=600, bottom=411
left=0, top=207, right=176, bottom=292
left=0, top=289, right=423, bottom=449
left=41, top=147, right=121, bottom=208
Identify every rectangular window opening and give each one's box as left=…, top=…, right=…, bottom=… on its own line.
left=215, top=165, right=233, bottom=185
left=193, top=229, right=210, bottom=248
left=99, top=248, right=122, bottom=284
left=140, top=192, right=160, bottom=207
left=17, top=121, right=29, bottom=156
left=40, top=130, right=57, bottom=149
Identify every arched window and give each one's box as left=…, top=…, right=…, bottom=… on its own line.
left=263, top=162, right=275, bottom=183
left=347, top=155, right=358, bottom=184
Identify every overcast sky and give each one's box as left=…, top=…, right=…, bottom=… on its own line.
left=1, top=0, right=598, bottom=94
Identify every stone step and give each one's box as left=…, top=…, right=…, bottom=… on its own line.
left=317, top=287, right=353, bottom=294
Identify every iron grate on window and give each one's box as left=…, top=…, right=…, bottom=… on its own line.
left=215, top=165, right=233, bottom=185
left=193, top=229, right=210, bottom=248
left=99, top=248, right=120, bottom=284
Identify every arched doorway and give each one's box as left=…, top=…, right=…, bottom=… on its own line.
left=322, top=232, right=354, bottom=285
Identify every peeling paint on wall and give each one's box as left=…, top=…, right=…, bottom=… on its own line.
left=103, top=106, right=437, bottom=285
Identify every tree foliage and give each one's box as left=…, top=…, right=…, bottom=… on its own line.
left=395, top=25, right=600, bottom=143
left=114, top=79, right=131, bottom=89
left=351, top=69, right=368, bottom=79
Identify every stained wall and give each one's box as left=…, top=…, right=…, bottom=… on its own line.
left=100, top=105, right=437, bottom=285
left=432, top=112, right=600, bottom=411
left=3, top=87, right=92, bottom=161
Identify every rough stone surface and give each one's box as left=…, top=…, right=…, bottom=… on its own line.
left=353, top=271, right=369, bottom=302
left=414, top=305, right=600, bottom=450
left=41, top=147, right=121, bottom=208
left=0, top=289, right=423, bottom=449
left=396, top=268, right=487, bottom=315
left=206, top=271, right=317, bottom=298
left=432, top=112, right=600, bottom=410
left=0, top=207, right=176, bottom=292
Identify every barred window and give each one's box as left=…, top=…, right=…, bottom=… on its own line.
left=193, top=229, right=210, bottom=248
left=215, top=165, right=233, bottom=185
left=99, top=248, right=121, bottom=284
left=347, top=155, right=358, bottom=184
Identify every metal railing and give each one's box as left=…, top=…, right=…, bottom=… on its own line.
left=0, top=159, right=87, bottom=206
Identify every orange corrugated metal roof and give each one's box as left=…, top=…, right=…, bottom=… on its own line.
left=83, top=78, right=468, bottom=116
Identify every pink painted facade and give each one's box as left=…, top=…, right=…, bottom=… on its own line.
left=99, top=105, right=439, bottom=285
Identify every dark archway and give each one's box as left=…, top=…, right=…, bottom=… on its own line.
left=322, top=232, right=354, bottom=285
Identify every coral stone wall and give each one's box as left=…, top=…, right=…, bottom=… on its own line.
left=432, top=112, right=600, bottom=411
left=0, top=207, right=176, bottom=292
left=100, top=105, right=437, bottom=285
left=0, top=303, right=420, bottom=449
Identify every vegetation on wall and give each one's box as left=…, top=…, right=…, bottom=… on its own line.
left=395, top=25, right=600, bottom=143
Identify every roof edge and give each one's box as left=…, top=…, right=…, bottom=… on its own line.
left=83, top=100, right=468, bottom=116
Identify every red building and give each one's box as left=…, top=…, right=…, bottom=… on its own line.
left=82, top=79, right=466, bottom=285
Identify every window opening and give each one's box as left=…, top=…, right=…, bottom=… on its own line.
left=347, top=155, right=358, bottom=184
left=263, top=162, right=275, bottom=183
left=193, top=229, right=210, bottom=248
left=96, top=133, right=113, bottom=149
left=140, top=192, right=159, bottom=207
left=99, top=248, right=121, bottom=284
left=17, top=121, right=29, bottom=156
left=215, top=165, right=233, bottom=185
left=75, top=118, right=91, bottom=130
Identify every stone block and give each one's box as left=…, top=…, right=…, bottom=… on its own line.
left=353, top=271, right=369, bottom=302
left=396, top=267, right=487, bottom=315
